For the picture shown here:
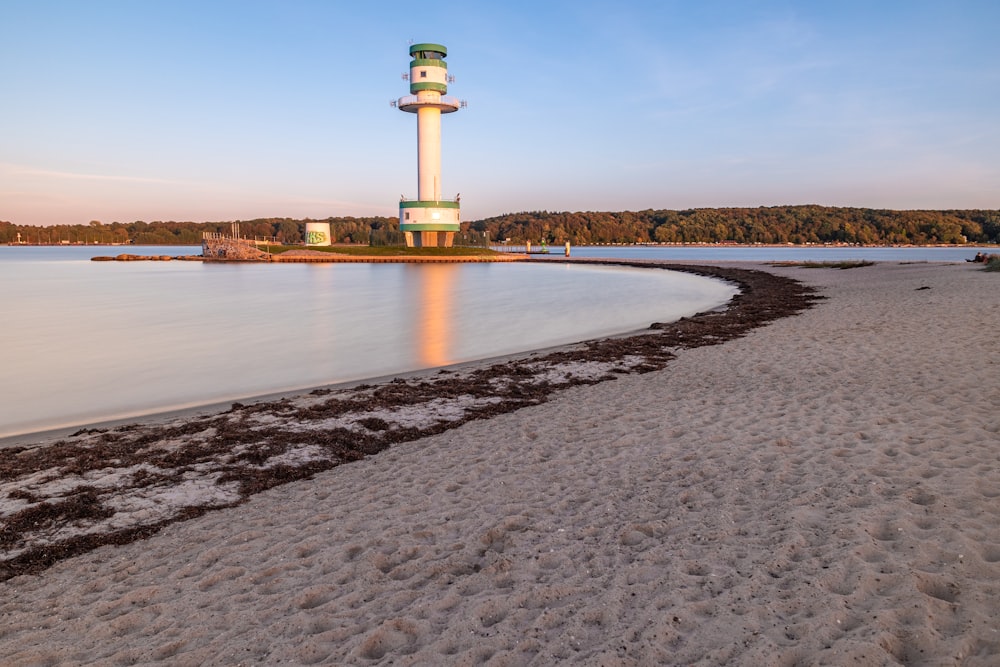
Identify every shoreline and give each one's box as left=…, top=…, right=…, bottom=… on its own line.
left=0, top=259, right=718, bottom=448
left=0, top=262, right=818, bottom=580
left=0, top=332, right=649, bottom=450
left=2, top=260, right=998, bottom=664
left=8, top=241, right=1000, bottom=248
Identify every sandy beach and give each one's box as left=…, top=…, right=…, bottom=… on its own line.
left=1, top=260, right=998, bottom=665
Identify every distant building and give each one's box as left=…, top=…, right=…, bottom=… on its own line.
left=305, top=222, right=331, bottom=246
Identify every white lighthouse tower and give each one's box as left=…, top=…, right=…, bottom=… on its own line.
left=395, top=43, right=462, bottom=247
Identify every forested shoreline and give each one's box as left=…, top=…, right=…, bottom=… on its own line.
left=469, top=206, right=999, bottom=245
left=0, top=217, right=394, bottom=246
left=2, top=206, right=998, bottom=246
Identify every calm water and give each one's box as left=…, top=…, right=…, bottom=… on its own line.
left=1, top=246, right=739, bottom=438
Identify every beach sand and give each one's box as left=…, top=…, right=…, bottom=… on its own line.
left=1, top=261, right=998, bottom=665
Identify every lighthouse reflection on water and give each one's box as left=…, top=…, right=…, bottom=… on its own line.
left=411, top=263, right=455, bottom=368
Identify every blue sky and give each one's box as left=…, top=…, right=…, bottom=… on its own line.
left=2, top=0, right=998, bottom=226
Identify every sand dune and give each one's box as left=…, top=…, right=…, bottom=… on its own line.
left=1, top=261, right=998, bottom=665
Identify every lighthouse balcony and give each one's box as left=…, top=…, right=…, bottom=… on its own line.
left=396, top=95, right=461, bottom=113
left=398, top=197, right=461, bottom=205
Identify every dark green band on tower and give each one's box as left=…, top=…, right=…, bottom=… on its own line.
left=409, top=82, right=448, bottom=94
left=409, top=43, right=447, bottom=57
left=399, top=223, right=461, bottom=231
left=411, top=58, right=448, bottom=69
left=399, top=200, right=461, bottom=209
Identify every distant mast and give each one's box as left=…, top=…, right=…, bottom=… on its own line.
left=395, top=42, right=462, bottom=248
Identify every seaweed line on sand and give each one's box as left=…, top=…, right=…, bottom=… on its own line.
left=0, top=262, right=822, bottom=581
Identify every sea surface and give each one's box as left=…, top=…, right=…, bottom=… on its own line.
left=1, top=246, right=742, bottom=438
left=2, top=244, right=987, bottom=439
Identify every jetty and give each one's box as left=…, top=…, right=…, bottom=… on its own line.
left=90, top=236, right=540, bottom=263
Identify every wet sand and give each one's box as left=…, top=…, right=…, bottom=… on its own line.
left=1, top=261, right=998, bottom=665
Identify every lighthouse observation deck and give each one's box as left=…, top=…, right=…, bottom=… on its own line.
left=396, top=95, right=461, bottom=113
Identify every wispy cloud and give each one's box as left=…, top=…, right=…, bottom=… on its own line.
left=0, top=163, right=179, bottom=185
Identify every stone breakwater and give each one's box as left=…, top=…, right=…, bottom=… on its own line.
left=89, top=240, right=531, bottom=263
left=89, top=250, right=527, bottom=263
left=270, top=249, right=527, bottom=263
left=202, top=237, right=270, bottom=260
left=90, top=254, right=202, bottom=261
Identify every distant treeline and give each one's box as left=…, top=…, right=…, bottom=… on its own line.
left=2, top=206, right=998, bottom=246
left=469, top=206, right=1000, bottom=245
left=0, top=217, right=397, bottom=246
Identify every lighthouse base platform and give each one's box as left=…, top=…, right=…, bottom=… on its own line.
left=405, top=231, right=455, bottom=248
left=399, top=200, right=460, bottom=247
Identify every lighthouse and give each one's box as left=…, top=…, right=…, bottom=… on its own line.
left=395, top=43, right=462, bottom=247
